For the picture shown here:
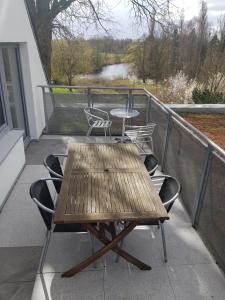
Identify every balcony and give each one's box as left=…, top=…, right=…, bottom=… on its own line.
left=1, top=86, right=225, bottom=299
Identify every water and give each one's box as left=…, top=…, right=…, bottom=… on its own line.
left=80, top=63, right=133, bottom=80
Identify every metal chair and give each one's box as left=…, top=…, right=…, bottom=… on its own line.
left=43, top=154, right=67, bottom=193
left=30, top=178, right=94, bottom=273
left=116, top=175, right=180, bottom=263
left=124, top=123, right=156, bottom=151
left=84, top=107, right=112, bottom=138
left=140, top=153, right=159, bottom=176
left=140, top=175, right=181, bottom=262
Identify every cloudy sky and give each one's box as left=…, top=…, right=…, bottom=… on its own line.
left=91, top=0, right=225, bottom=38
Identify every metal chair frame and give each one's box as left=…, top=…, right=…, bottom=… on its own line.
left=125, top=123, right=156, bottom=152
left=139, top=153, right=159, bottom=176
left=116, top=175, right=180, bottom=263
left=30, top=178, right=94, bottom=273
left=84, top=107, right=112, bottom=138
left=43, top=154, right=68, bottom=179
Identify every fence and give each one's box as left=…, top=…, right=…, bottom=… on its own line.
left=40, top=86, right=148, bottom=135
left=146, top=90, right=225, bottom=273
left=40, top=85, right=225, bottom=273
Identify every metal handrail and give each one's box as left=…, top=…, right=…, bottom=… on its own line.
left=38, top=85, right=144, bottom=91
left=38, top=84, right=225, bottom=157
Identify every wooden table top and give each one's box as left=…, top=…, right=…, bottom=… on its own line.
left=54, top=143, right=168, bottom=224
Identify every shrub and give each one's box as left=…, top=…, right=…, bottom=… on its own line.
left=160, top=71, right=197, bottom=104
left=192, top=88, right=225, bottom=104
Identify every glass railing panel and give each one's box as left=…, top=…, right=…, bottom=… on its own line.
left=198, top=151, right=225, bottom=272
left=163, top=117, right=208, bottom=216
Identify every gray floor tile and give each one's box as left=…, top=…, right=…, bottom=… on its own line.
left=3, top=182, right=57, bottom=212
left=167, top=263, right=225, bottom=300
left=32, top=272, right=104, bottom=300
left=169, top=199, right=191, bottom=226
left=0, top=247, right=41, bottom=284
left=104, top=265, right=175, bottom=300
left=17, top=165, right=49, bottom=184
left=26, top=140, right=68, bottom=156
left=42, top=233, right=104, bottom=273
left=25, top=140, right=68, bottom=165
left=41, top=135, right=70, bottom=142
left=117, top=227, right=165, bottom=268
left=0, top=281, right=34, bottom=300
left=165, top=221, right=214, bottom=266
left=3, top=183, right=36, bottom=212
left=0, top=208, right=46, bottom=247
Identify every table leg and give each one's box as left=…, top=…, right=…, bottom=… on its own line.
left=88, top=223, right=151, bottom=270
left=122, top=117, right=125, bottom=142
left=62, top=222, right=151, bottom=277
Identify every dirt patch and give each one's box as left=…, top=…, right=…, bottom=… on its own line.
left=180, top=113, right=225, bottom=150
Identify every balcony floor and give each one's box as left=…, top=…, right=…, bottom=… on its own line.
left=1, top=136, right=225, bottom=300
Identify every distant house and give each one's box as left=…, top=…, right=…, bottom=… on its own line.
left=0, top=0, right=47, bottom=207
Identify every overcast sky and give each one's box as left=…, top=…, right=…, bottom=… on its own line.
left=88, top=0, right=225, bottom=38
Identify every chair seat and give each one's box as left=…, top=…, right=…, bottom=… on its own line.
left=54, top=223, right=87, bottom=232
left=125, top=129, right=153, bottom=142
left=93, top=120, right=112, bottom=128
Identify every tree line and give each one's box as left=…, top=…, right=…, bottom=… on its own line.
left=127, top=1, right=225, bottom=96
left=51, top=37, right=131, bottom=85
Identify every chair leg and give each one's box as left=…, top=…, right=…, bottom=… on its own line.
left=150, top=138, right=154, bottom=153
left=38, top=230, right=52, bottom=274
left=87, top=127, right=92, bottom=136
left=104, top=128, right=107, bottom=139
left=109, top=126, right=112, bottom=140
left=115, top=221, right=126, bottom=263
left=159, top=222, right=167, bottom=263
left=89, top=232, right=95, bottom=255
left=89, top=232, right=98, bottom=268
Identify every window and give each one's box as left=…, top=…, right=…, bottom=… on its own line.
left=0, top=44, right=29, bottom=140
left=0, top=91, right=6, bottom=131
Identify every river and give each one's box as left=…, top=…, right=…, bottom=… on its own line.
left=80, top=63, right=133, bottom=80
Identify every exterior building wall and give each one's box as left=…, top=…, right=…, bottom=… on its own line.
left=0, top=0, right=48, bottom=139
left=0, top=0, right=48, bottom=205
left=0, top=132, right=25, bottom=208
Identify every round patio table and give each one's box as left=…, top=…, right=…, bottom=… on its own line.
left=110, top=108, right=139, bottom=142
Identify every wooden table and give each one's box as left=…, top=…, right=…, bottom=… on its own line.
left=54, top=143, right=168, bottom=277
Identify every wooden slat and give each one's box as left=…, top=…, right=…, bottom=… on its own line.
left=54, top=143, right=168, bottom=224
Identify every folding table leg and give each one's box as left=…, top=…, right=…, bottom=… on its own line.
left=62, top=221, right=151, bottom=277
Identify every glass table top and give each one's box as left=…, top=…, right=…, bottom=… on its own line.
left=110, top=108, right=139, bottom=118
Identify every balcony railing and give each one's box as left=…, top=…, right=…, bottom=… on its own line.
left=39, top=85, right=148, bottom=135
left=40, top=85, right=225, bottom=273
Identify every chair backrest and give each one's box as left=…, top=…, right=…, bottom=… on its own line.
left=158, top=175, right=181, bottom=212
left=84, top=107, right=93, bottom=126
left=44, top=154, right=63, bottom=193
left=136, top=123, right=156, bottom=142
left=30, top=180, right=55, bottom=230
left=144, top=154, right=158, bottom=176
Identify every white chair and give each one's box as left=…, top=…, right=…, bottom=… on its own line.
left=124, top=123, right=156, bottom=151
left=84, top=107, right=112, bottom=138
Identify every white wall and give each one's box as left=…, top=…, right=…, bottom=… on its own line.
left=0, top=133, right=25, bottom=208
left=0, top=0, right=48, bottom=139
left=0, top=0, right=48, bottom=205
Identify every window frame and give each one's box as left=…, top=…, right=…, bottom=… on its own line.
left=0, top=43, right=30, bottom=142
left=0, top=76, right=9, bottom=138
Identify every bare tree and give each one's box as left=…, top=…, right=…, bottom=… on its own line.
left=25, top=0, right=172, bottom=80
left=25, top=0, right=108, bottom=79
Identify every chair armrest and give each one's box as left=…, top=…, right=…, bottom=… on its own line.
left=87, top=111, right=104, bottom=121
left=92, top=108, right=109, bottom=120
left=53, top=154, right=68, bottom=158
left=40, top=177, right=63, bottom=182
left=125, top=125, right=149, bottom=130
left=139, top=153, right=152, bottom=156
